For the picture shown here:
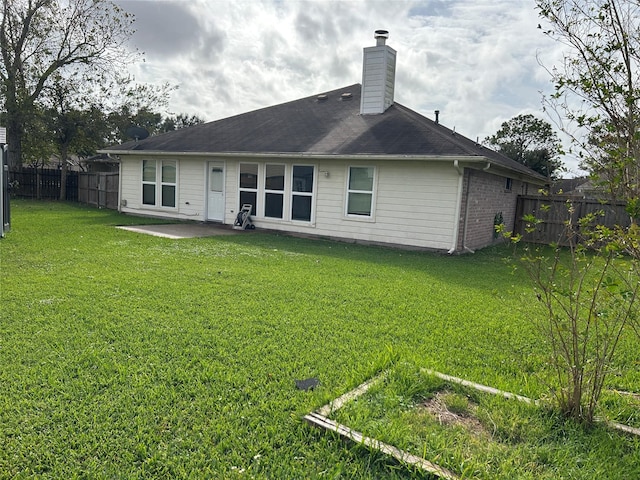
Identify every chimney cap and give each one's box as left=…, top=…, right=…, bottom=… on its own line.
left=374, top=29, right=389, bottom=45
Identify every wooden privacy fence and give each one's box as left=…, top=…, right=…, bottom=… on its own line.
left=8, top=168, right=119, bottom=209
left=514, top=195, right=630, bottom=245
left=8, top=167, right=78, bottom=201
left=78, top=172, right=119, bottom=209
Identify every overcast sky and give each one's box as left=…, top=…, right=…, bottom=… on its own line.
left=116, top=0, right=582, bottom=176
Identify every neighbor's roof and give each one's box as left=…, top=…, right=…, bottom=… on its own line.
left=103, top=84, right=544, bottom=181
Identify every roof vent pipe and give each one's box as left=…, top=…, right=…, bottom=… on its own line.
left=374, top=29, right=389, bottom=46
left=435, top=110, right=440, bottom=124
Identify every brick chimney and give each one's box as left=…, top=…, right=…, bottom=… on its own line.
left=360, top=30, right=396, bottom=115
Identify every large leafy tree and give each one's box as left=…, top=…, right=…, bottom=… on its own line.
left=38, top=74, right=107, bottom=199
left=106, top=107, right=203, bottom=143
left=159, top=113, right=205, bottom=134
left=99, top=78, right=178, bottom=143
left=0, top=0, right=136, bottom=168
left=34, top=74, right=176, bottom=198
left=484, top=114, right=563, bottom=180
left=537, top=0, right=640, bottom=200
left=500, top=0, right=640, bottom=425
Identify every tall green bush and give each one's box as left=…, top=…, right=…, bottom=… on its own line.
left=501, top=202, right=639, bottom=424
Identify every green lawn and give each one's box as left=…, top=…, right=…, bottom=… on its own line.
left=1, top=200, right=638, bottom=478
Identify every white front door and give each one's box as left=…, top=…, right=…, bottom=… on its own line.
left=207, top=162, right=225, bottom=221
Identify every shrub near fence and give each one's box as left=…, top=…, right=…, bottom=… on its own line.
left=514, top=195, right=630, bottom=245
left=8, top=167, right=78, bottom=201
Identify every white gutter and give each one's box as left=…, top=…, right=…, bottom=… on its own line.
left=461, top=172, right=474, bottom=254
left=448, top=160, right=465, bottom=254
left=116, top=155, right=123, bottom=213
left=96, top=149, right=490, bottom=163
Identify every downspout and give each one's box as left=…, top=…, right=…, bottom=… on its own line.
left=461, top=173, right=473, bottom=254
left=111, top=154, right=123, bottom=213
left=448, top=160, right=464, bottom=254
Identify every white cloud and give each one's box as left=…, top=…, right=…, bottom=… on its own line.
left=117, top=0, right=583, bottom=175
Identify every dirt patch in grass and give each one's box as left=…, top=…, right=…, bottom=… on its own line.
left=419, top=391, right=488, bottom=437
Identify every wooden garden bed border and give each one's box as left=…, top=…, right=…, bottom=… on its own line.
left=421, top=369, right=640, bottom=437
left=304, top=370, right=458, bottom=479
left=304, top=367, right=640, bottom=478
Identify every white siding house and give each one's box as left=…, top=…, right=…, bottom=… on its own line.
left=104, top=31, right=545, bottom=253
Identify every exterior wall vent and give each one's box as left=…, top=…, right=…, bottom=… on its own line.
left=360, top=29, right=396, bottom=115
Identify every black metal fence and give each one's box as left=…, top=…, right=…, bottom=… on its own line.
left=8, top=167, right=78, bottom=201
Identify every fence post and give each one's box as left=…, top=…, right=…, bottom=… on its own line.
left=1, top=141, right=9, bottom=237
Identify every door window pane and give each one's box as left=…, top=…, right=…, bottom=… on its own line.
left=210, top=167, right=224, bottom=192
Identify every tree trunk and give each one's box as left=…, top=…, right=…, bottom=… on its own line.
left=59, top=164, right=68, bottom=201
left=36, top=167, right=41, bottom=200
left=59, top=145, right=68, bottom=201
left=6, top=116, right=23, bottom=169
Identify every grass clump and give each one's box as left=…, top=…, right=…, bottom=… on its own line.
left=440, top=392, right=472, bottom=416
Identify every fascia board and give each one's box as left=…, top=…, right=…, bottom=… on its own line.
left=98, top=150, right=487, bottom=163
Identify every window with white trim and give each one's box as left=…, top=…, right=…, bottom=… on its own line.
left=291, top=165, right=314, bottom=222
left=161, top=161, right=176, bottom=207
left=142, top=160, right=177, bottom=208
left=347, top=166, right=375, bottom=216
left=142, top=160, right=156, bottom=205
left=239, top=163, right=258, bottom=216
left=264, top=164, right=285, bottom=218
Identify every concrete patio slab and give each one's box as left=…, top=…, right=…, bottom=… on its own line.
left=116, top=223, right=245, bottom=239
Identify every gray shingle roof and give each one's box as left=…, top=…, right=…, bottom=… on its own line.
left=104, top=83, right=544, bottom=180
